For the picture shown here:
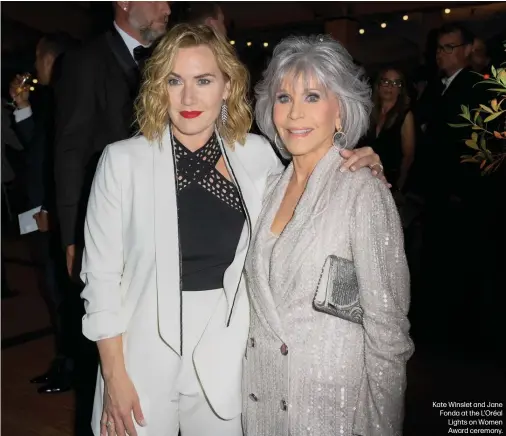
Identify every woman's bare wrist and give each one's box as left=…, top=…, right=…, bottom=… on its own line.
left=97, top=336, right=127, bottom=381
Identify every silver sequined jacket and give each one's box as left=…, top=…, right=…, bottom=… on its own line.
left=243, top=147, right=414, bottom=436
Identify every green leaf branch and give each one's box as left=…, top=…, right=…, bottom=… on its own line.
left=450, top=43, right=506, bottom=175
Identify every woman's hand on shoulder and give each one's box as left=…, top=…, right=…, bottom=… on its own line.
left=339, top=147, right=391, bottom=188
left=101, top=370, right=146, bottom=436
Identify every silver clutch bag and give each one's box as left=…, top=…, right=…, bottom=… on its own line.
left=312, top=255, right=363, bottom=325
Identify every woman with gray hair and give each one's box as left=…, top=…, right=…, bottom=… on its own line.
left=243, top=35, right=414, bottom=436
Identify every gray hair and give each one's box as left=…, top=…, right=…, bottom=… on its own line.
left=255, top=35, right=372, bottom=158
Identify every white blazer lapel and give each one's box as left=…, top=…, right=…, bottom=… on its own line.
left=152, top=131, right=182, bottom=355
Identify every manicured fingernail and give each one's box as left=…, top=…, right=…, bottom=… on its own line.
left=372, top=170, right=378, bottom=176
left=340, top=167, right=348, bottom=173
left=350, top=166, right=356, bottom=171
left=140, top=419, right=147, bottom=427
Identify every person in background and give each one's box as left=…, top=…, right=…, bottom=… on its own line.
left=170, top=1, right=227, bottom=36
left=10, top=33, right=78, bottom=394
left=420, top=23, right=494, bottom=350
left=367, top=67, right=416, bottom=196
left=470, top=37, right=491, bottom=74
left=2, top=99, right=24, bottom=300
left=54, top=1, right=171, bottom=282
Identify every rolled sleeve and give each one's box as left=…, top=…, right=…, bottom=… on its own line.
left=351, top=177, right=414, bottom=436
left=80, top=144, right=125, bottom=341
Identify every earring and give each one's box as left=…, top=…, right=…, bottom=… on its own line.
left=333, top=129, right=348, bottom=149
left=220, top=101, right=228, bottom=125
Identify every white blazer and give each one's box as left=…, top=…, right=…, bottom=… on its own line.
left=80, top=128, right=284, bottom=426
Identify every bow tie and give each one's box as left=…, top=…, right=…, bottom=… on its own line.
left=133, top=45, right=152, bottom=64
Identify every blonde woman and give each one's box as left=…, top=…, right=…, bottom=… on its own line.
left=80, top=24, right=384, bottom=436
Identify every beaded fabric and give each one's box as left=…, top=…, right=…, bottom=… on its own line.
left=243, top=146, right=414, bottom=436
left=173, top=133, right=243, bottom=213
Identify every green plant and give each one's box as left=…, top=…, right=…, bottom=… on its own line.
left=450, top=45, right=506, bottom=174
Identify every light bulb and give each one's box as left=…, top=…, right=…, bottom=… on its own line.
left=444, top=8, right=451, bottom=14
left=381, top=22, right=387, bottom=28
left=359, top=28, right=365, bottom=35
left=247, top=41, right=252, bottom=47
left=230, top=40, right=235, bottom=45
left=403, top=15, right=409, bottom=21
left=263, top=42, right=269, bottom=47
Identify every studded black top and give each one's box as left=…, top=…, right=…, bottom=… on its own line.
left=174, top=133, right=245, bottom=292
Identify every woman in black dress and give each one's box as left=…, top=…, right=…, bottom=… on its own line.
left=367, top=68, right=416, bottom=195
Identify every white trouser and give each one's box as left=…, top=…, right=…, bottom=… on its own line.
left=168, top=289, right=243, bottom=436
left=91, top=288, right=243, bottom=436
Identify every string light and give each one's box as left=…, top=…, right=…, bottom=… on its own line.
left=263, top=42, right=269, bottom=47
left=381, top=22, right=387, bottom=28
left=359, top=28, right=365, bottom=34
left=403, top=15, right=409, bottom=21
left=230, top=40, right=235, bottom=45
left=246, top=41, right=252, bottom=47
left=444, top=8, right=451, bottom=14
left=32, top=79, right=38, bottom=84
left=30, top=87, right=35, bottom=91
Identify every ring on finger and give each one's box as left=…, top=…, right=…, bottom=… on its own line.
left=106, top=421, right=114, bottom=428
left=370, top=163, right=384, bottom=173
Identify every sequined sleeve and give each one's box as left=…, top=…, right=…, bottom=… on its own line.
left=350, top=177, right=414, bottom=436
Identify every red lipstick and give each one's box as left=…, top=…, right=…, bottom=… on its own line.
left=180, top=111, right=202, bottom=119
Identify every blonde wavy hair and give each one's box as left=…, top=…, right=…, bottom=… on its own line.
left=136, top=23, right=252, bottom=146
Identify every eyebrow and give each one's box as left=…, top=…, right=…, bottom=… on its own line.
left=276, top=88, right=322, bottom=94
left=169, top=72, right=217, bottom=79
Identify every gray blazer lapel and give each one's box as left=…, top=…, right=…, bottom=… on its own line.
left=270, top=147, right=343, bottom=305
left=246, top=167, right=291, bottom=342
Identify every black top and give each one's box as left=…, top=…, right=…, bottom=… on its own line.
left=174, top=133, right=245, bottom=292
left=368, top=111, right=409, bottom=191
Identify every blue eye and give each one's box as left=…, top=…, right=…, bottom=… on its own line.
left=306, top=93, right=320, bottom=103
left=197, top=78, right=211, bottom=85
left=276, top=94, right=290, bottom=103
left=168, top=78, right=181, bottom=86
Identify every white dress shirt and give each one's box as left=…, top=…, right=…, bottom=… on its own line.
left=14, top=106, right=32, bottom=123
left=441, top=68, right=463, bottom=95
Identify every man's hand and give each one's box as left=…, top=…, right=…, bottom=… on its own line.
left=339, top=147, right=391, bottom=187
left=66, top=244, right=76, bottom=277
left=33, top=211, right=49, bottom=233
left=9, top=74, right=31, bottom=109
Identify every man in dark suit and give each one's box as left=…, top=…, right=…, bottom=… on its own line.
left=419, top=23, right=494, bottom=350
left=54, top=4, right=170, bottom=433
left=426, top=23, right=489, bottom=199
left=54, top=1, right=171, bottom=280
left=10, top=33, right=78, bottom=394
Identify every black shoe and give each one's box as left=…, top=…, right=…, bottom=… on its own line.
left=30, top=357, right=73, bottom=384
left=37, top=377, right=73, bottom=394
left=30, top=368, right=56, bottom=384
